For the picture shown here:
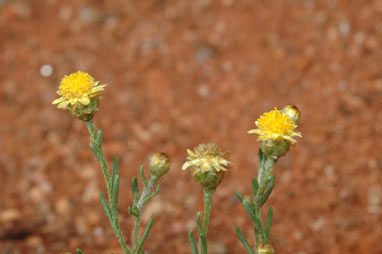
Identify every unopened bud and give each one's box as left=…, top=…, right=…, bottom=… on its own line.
left=257, top=242, right=275, bottom=254
left=149, top=153, right=171, bottom=177
left=281, top=105, right=300, bottom=124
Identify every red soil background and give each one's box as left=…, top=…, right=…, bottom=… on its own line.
left=0, top=0, right=381, bottom=253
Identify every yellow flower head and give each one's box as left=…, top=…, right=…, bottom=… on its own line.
left=182, top=143, right=231, bottom=175
left=248, top=106, right=302, bottom=144
left=52, top=71, right=106, bottom=109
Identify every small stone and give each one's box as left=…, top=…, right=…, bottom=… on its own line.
left=141, top=199, right=163, bottom=222
left=310, top=216, right=326, bottom=231
left=26, top=235, right=42, bottom=248
left=197, top=84, right=210, bottom=98
left=0, top=209, right=21, bottom=222
left=40, top=64, right=53, bottom=77
left=208, top=241, right=227, bottom=254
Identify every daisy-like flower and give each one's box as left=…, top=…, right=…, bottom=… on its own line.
left=52, top=71, right=106, bottom=109
left=182, top=144, right=231, bottom=192
left=182, top=143, right=230, bottom=175
left=248, top=106, right=302, bottom=144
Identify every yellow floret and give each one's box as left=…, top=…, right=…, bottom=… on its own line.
left=182, top=143, right=231, bottom=175
left=248, top=107, right=302, bottom=144
left=52, top=71, right=106, bottom=109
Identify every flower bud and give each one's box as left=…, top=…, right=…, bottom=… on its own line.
left=257, top=242, right=275, bottom=254
left=149, top=153, right=171, bottom=177
left=281, top=105, right=300, bottom=125
left=182, top=143, right=231, bottom=192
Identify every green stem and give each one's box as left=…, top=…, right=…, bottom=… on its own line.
left=254, top=155, right=275, bottom=244
left=132, top=175, right=159, bottom=254
left=200, top=190, right=213, bottom=254
left=85, top=120, right=112, bottom=198
left=84, top=120, right=130, bottom=254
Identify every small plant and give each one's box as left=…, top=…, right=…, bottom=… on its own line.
left=53, top=71, right=170, bottom=254
left=182, top=143, right=231, bottom=254
left=235, top=106, right=301, bottom=254
left=53, top=71, right=302, bottom=253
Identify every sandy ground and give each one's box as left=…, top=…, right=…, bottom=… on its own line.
left=0, top=0, right=381, bottom=253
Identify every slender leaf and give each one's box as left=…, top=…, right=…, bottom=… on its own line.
left=265, top=206, right=273, bottom=241
left=96, top=129, right=103, bottom=145
left=136, top=215, right=155, bottom=253
left=76, top=249, right=84, bottom=254
left=243, top=200, right=256, bottom=222
left=235, top=190, right=245, bottom=203
left=139, top=165, right=148, bottom=187
left=252, top=178, right=259, bottom=197
left=131, top=177, right=140, bottom=204
left=261, top=176, right=275, bottom=206
left=188, top=231, right=198, bottom=254
left=235, top=226, right=255, bottom=254
left=145, top=184, right=160, bottom=203
left=111, top=157, right=119, bottom=189
left=111, top=176, right=120, bottom=219
left=99, top=192, right=113, bottom=225
left=196, top=211, right=202, bottom=234
left=199, top=234, right=207, bottom=254
left=243, top=200, right=265, bottom=241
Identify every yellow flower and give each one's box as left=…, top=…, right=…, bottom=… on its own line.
left=52, top=71, right=106, bottom=109
left=182, top=143, right=230, bottom=175
left=248, top=107, right=302, bottom=144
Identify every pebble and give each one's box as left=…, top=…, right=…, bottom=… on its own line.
left=310, top=216, right=326, bottom=231
left=0, top=209, right=21, bottom=222
left=197, top=84, right=210, bottom=98
left=40, top=64, right=53, bottom=77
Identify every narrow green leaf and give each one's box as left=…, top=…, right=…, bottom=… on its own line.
left=243, top=200, right=265, bottom=241
left=235, top=226, right=255, bottom=254
left=136, top=215, right=155, bottom=253
left=261, top=176, right=275, bottom=206
left=243, top=200, right=256, bottom=222
left=188, top=231, right=198, bottom=254
left=111, top=157, right=119, bottom=189
left=252, top=178, right=259, bottom=197
left=131, top=177, right=140, bottom=204
left=196, top=211, right=202, bottom=234
left=199, top=234, right=207, bottom=254
left=139, top=165, right=148, bottom=187
left=111, top=176, right=120, bottom=219
left=265, top=206, right=273, bottom=241
left=99, top=192, right=113, bottom=225
left=75, top=249, right=83, bottom=254
left=145, top=184, right=160, bottom=202
left=96, top=129, right=103, bottom=145
left=235, top=190, right=245, bottom=203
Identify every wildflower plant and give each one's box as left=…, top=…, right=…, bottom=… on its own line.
left=235, top=106, right=301, bottom=254
left=52, top=71, right=303, bottom=254
left=182, top=143, right=231, bottom=254
left=53, top=71, right=170, bottom=254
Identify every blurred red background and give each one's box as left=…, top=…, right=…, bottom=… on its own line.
left=0, top=0, right=381, bottom=253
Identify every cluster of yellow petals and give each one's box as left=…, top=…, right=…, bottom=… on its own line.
left=52, top=71, right=106, bottom=109
left=248, top=107, right=302, bottom=144
left=182, top=143, right=231, bottom=175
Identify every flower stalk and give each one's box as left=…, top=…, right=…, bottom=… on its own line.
left=236, top=106, right=301, bottom=254
left=53, top=71, right=170, bottom=254
left=183, top=143, right=231, bottom=254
